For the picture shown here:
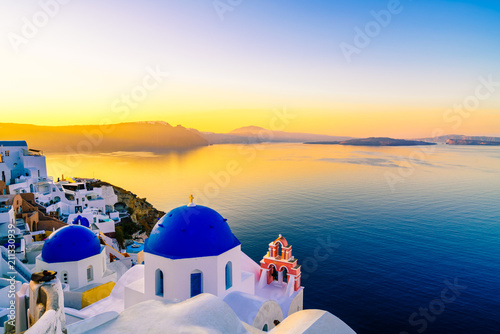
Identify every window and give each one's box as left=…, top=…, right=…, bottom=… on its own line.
left=5, top=151, right=9, bottom=157
left=87, top=265, right=94, bottom=282
left=190, top=270, right=203, bottom=297
left=155, top=269, right=164, bottom=297
left=262, top=324, right=268, bottom=332
left=225, top=261, right=232, bottom=290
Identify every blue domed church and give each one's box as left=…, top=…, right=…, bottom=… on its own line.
left=35, top=225, right=116, bottom=289
left=122, top=198, right=305, bottom=331
left=141, top=201, right=254, bottom=302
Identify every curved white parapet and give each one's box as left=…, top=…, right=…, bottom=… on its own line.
left=66, top=311, right=120, bottom=334
left=83, top=293, right=249, bottom=334
left=270, top=309, right=357, bottom=334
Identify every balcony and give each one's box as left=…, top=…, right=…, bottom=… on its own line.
left=22, top=149, right=44, bottom=156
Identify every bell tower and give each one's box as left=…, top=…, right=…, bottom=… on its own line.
left=259, top=235, right=302, bottom=292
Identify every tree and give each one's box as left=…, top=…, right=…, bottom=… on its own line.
left=115, top=227, right=125, bottom=251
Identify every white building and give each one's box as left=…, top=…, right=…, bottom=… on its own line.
left=67, top=209, right=117, bottom=236
left=140, top=203, right=254, bottom=302
left=34, top=225, right=116, bottom=290
left=0, top=141, right=47, bottom=191
left=36, top=181, right=117, bottom=217
left=0, top=197, right=16, bottom=237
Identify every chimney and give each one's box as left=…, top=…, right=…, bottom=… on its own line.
left=25, top=270, right=67, bottom=333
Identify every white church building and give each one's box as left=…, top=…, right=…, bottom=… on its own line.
left=141, top=200, right=253, bottom=301
left=34, top=225, right=116, bottom=290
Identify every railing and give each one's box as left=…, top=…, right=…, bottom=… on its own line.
left=23, top=150, right=44, bottom=157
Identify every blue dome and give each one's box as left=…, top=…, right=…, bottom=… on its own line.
left=72, top=215, right=90, bottom=227
left=41, top=225, right=102, bottom=263
left=144, top=205, right=240, bottom=259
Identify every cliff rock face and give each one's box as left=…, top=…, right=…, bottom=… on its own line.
left=89, top=181, right=165, bottom=234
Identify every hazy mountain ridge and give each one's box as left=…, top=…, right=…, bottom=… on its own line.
left=305, top=137, right=436, bottom=146
left=0, top=122, right=208, bottom=152
left=193, top=126, right=354, bottom=144
left=417, top=135, right=500, bottom=143
left=446, top=139, right=500, bottom=146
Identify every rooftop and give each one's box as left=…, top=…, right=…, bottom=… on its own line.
left=0, top=140, right=28, bottom=147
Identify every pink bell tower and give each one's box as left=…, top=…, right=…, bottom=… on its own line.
left=260, top=235, right=302, bottom=291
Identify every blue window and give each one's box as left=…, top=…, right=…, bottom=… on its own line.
left=263, top=324, right=268, bottom=332
left=191, top=270, right=203, bottom=297
left=225, top=261, right=232, bottom=290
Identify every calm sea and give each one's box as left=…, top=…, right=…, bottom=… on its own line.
left=46, top=143, right=500, bottom=334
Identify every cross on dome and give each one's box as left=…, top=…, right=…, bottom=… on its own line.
left=188, top=194, right=196, bottom=207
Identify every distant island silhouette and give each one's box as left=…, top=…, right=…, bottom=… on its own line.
left=304, top=137, right=436, bottom=147
left=446, top=139, right=500, bottom=146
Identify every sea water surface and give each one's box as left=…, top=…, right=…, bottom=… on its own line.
left=46, top=143, right=500, bottom=334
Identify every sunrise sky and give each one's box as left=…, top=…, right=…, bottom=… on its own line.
left=1, top=0, right=499, bottom=138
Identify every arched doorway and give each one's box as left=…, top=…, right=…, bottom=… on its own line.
left=191, top=270, right=203, bottom=297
